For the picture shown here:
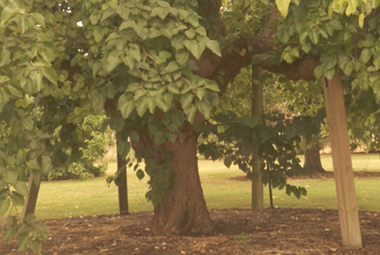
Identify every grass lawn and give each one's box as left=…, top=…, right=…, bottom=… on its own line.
left=3, top=153, right=380, bottom=222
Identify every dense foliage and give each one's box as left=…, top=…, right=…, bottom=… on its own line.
left=49, top=114, right=113, bottom=180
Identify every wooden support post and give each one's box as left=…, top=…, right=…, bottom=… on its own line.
left=323, top=75, right=362, bottom=248
left=251, top=65, right=264, bottom=211
left=21, top=174, right=41, bottom=220
left=117, top=138, right=129, bottom=215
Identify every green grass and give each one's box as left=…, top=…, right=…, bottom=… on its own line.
left=2, top=153, right=380, bottom=222
left=298, top=153, right=380, bottom=172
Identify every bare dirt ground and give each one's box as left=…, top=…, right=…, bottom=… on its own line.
left=1, top=207, right=379, bottom=255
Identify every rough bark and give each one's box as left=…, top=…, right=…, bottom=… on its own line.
left=152, top=123, right=212, bottom=234
left=304, top=136, right=325, bottom=175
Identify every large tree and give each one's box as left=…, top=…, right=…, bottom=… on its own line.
left=1, top=0, right=380, bottom=251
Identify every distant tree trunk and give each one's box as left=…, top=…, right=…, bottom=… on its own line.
left=251, top=65, right=264, bottom=211
left=304, top=136, right=325, bottom=175
left=151, top=124, right=212, bottom=235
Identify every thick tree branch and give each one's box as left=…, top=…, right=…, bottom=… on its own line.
left=195, top=1, right=318, bottom=95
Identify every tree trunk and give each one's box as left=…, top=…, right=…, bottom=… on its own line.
left=151, top=125, right=213, bottom=235
left=323, top=75, right=362, bottom=247
left=304, top=136, right=325, bottom=175
left=251, top=65, right=264, bottom=211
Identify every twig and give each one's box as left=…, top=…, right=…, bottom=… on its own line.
left=169, top=19, right=179, bottom=27
left=180, top=77, right=191, bottom=86
left=142, top=46, right=155, bottom=62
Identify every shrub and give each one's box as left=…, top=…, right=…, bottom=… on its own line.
left=48, top=115, right=113, bottom=180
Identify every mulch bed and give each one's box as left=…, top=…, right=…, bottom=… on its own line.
left=1, top=207, right=379, bottom=255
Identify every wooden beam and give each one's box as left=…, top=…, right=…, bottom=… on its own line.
left=21, top=174, right=41, bottom=220
left=251, top=65, right=264, bottom=211
left=117, top=139, right=129, bottom=215
left=323, top=74, right=362, bottom=248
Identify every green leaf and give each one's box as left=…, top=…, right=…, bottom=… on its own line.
left=301, top=43, right=312, bottom=53
left=129, top=44, right=141, bottom=62
left=185, top=105, right=197, bottom=123
left=14, top=182, right=29, bottom=197
left=32, top=170, right=41, bottom=187
left=176, top=50, right=189, bottom=66
left=181, top=93, right=194, bottom=110
left=5, top=85, right=23, bottom=98
left=27, top=160, right=40, bottom=170
left=93, top=26, right=104, bottom=42
left=194, top=88, right=205, bottom=100
left=146, top=96, right=155, bottom=114
left=342, top=62, right=353, bottom=76
left=31, top=12, right=45, bottom=28
left=17, top=233, right=28, bottom=252
left=41, top=155, right=52, bottom=173
left=136, top=169, right=145, bottom=180
left=30, top=239, right=42, bottom=255
left=205, top=39, right=221, bottom=57
left=244, top=117, right=259, bottom=128
left=39, top=46, right=55, bottom=64
left=0, top=50, right=11, bottom=67
left=101, top=8, right=116, bottom=21
left=0, top=75, right=10, bottom=83
left=196, top=99, right=211, bottom=118
left=22, top=116, right=34, bottom=130
left=3, top=218, right=17, bottom=241
left=24, top=213, right=36, bottom=224
left=185, top=29, right=196, bottom=39
left=224, top=158, right=232, bottom=168
left=184, top=40, right=204, bottom=60
left=0, top=6, right=19, bottom=25
left=324, top=68, right=335, bottom=80
left=167, top=132, right=177, bottom=143
left=359, top=48, right=371, bottom=64
left=327, top=20, right=343, bottom=31
left=3, top=171, right=18, bottom=185
left=11, top=191, right=24, bottom=206
left=0, top=198, right=10, bottom=216
left=90, top=90, right=106, bottom=114
left=122, top=55, right=135, bottom=70
left=187, top=12, right=199, bottom=27
left=35, top=222, right=48, bottom=241
left=119, top=20, right=135, bottom=31
left=308, top=29, right=319, bottom=44
left=135, top=100, right=148, bottom=117
left=358, top=13, right=365, bottom=28
left=41, top=66, right=58, bottom=85
left=117, top=139, right=131, bottom=158
left=153, top=131, right=165, bottom=145
left=166, top=61, right=179, bottom=73
left=345, top=0, right=357, bottom=16
left=105, top=55, right=121, bottom=73
left=118, top=93, right=135, bottom=119
left=276, top=0, right=291, bottom=17
left=155, top=95, right=170, bottom=112
left=314, top=65, right=323, bottom=79
left=167, top=83, right=180, bottom=94
left=151, top=7, right=169, bottom=19
left=90, top=12, right=101, bottom=25
left=205, top=80, right=220, bottom=92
